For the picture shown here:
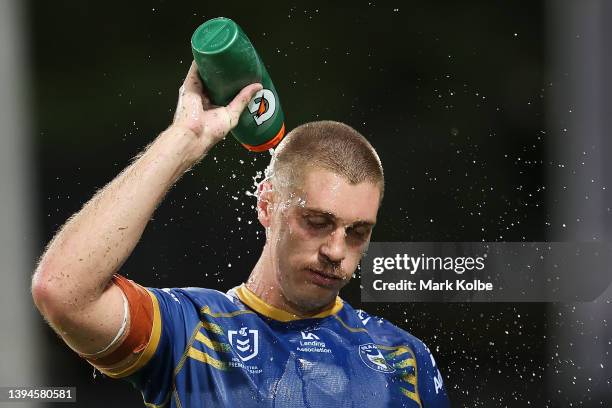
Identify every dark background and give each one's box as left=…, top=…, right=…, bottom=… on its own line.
left=29, top=1, right=610, bottom=407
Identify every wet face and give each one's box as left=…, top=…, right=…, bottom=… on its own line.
left=261, top=167, right=380, bottom=313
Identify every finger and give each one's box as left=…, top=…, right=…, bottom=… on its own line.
left=180, top=60, right=212, bottom=108
left=182, top=61, right=203, bottom=93
left=225, top=83, right=263, bottom=125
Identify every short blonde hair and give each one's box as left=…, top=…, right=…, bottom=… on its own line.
left=266, top=120, right=384, bottom=201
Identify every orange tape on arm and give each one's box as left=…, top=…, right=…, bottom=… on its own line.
left=82, top=274, right=156, bottom=377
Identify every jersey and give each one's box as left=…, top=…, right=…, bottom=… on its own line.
left=88, top=278, right=450, bottom=408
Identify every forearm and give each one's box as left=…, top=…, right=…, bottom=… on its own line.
left=34, top=125, right=203, bottom=312
left=31, top=62, right=260, bottom=355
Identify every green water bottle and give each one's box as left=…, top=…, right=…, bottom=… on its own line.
left=191, top=17, right=286, bottom=152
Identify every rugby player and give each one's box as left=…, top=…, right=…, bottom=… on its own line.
left=32, top=62, right=450, bottom=407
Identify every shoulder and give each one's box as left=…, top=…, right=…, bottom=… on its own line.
left=345, top=305, right=449, bottom=406
left=344, top=304, right=435, bottom=364
left=146, top=285, right=244, bottom=316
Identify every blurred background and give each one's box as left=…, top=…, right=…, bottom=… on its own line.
left=1, top=0, right=611, bottom=406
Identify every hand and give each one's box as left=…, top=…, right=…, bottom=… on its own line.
left=172, top=60, right=263, bottom=158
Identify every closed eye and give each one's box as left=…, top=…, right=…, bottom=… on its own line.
left=306, top=216, right=332, bottom=229
left=346, top=226, right=371, bottom=240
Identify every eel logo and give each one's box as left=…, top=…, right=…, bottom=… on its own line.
left=228, top=326, right=259, bottom=362
left=248, top=88, right=276, bottom=126
left=358, top=343, right=395, bottom=373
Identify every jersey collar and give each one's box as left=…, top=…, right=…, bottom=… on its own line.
left=235, top=284, right=343, bottom=322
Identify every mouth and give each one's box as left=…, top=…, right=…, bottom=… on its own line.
left=305, top=268, right=343, bottom=288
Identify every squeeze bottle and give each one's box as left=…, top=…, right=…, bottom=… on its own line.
left=191, top=17, right=286, bottom=152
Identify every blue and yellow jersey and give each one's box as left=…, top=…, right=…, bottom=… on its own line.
left=88, top=277, right=450, bottom=408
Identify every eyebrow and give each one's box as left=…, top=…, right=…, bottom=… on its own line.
left=301, top=207, right=377, bottom=228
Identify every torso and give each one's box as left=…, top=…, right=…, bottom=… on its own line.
left=165, top=286, right=426, bottom=408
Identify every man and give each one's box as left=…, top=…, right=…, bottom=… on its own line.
left=32, top=62, right=450, bottom=407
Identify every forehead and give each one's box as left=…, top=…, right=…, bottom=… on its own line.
left=291, top=167, right=380, bottom=224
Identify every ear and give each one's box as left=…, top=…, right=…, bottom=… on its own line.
left=257, top=180, right=275, bottom=228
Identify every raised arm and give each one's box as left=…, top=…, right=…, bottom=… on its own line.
left=31, top=62, right=261, bottom=356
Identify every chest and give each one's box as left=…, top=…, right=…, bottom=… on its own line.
left=174, top=317, right=422, bottom=408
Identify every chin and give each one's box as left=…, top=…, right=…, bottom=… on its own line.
left=290, top=284, right=337, bottom=310
left=278, top=267, right=339, bottom=310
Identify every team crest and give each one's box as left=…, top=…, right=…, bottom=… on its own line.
left=358, top=343, right=395, bottom=373
left=248, top=88, right=276, bottom=126
left=228, top=326, right=259, bottom=362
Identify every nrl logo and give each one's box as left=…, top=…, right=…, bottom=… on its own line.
left=358, top=343, right=395, bottom=373
left=248, top=88, right=276, bottom=126
left=228, top=326, right=259, bottom=362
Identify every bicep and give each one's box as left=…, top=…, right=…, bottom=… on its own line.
left=49, top=279, right=128, bottom=356
left=49, top=274, right=160, bottom=380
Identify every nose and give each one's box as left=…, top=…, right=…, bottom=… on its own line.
left=319, top=227, right=346, bottom=266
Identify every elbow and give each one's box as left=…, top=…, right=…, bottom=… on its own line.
left=31, top=265, right=55, bottom=319
left=31, top=263, right=68, bottom=324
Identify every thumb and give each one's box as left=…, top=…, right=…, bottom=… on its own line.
left=225, top=83, right=263, bottom=126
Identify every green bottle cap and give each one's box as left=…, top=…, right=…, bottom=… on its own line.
left=191, top=18, right=238, bottom=54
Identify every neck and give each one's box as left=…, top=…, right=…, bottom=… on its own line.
left=246, top=244, right=336, bottom=318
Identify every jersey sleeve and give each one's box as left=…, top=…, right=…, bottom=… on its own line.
left=81, top=275, right=194, bottom=407
left=413, top=341, right=450, bottom=408
left=362, top=311, right=451, bottom=408
left=126, top=286, right=195, bottom=406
